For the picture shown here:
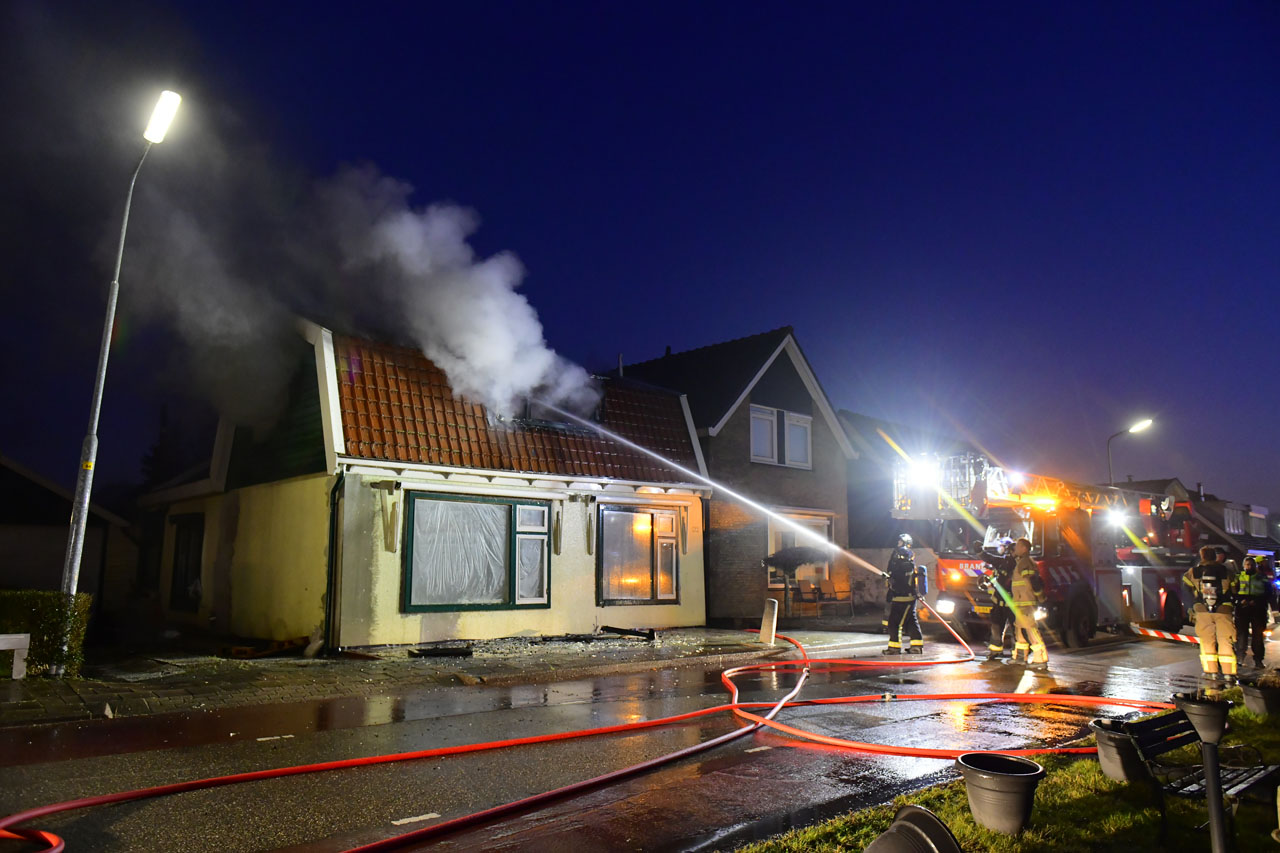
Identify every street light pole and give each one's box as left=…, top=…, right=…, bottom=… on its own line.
left=1106, top=417, right=1153, bottom=485
left=56, top=91, right=181, bottom=675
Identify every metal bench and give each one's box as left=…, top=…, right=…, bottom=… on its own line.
left=0, top=633, right=30, bottom=679
left=1123, top=709, right=1280, bottom=841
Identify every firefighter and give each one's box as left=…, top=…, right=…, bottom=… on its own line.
left=882, top=534, right=913, bottom=634
left=883, top=535, right=924, bottom=655
left=1183, top=545, right=1237, bottom=682
left=1009, top=537, right=1049, bottom=671
left=1234, top=556, right=1270, bottom=668
left=978, top=537, right=1016, bottom=661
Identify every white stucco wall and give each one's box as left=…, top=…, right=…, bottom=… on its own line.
left=335, top=470, right=707, bottom=646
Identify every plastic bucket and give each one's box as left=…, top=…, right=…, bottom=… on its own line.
left=1089, top=718, right=1147, bottom=782
left=954, top=752, right=1045, bottom=835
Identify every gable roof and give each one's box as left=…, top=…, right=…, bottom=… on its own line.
left=622, top=327, right=857, bottom=460
left=0, top=453, right=130, bottom=527
left=837, top=410, right=975, bottom=468
left=329, top=334, right=705, bottom=485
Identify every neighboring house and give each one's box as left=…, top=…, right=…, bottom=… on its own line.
left=0, top=453, right=138, bottom=622
left=140, top=321, right=711, bottom=648
left=1104, top=478, right=1278, bottom=563
left=622, top=327, right=858, bottom=626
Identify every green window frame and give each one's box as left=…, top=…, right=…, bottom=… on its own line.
left=597, top=505, right=680, bottom=606
left=402, top=492, right=551, bottom=612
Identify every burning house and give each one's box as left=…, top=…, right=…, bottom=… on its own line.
left=140, top=320, right=711, bottom=648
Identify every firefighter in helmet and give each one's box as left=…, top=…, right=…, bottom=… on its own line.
left=882, top=533, right=913, bottom=634
left=1183, top=545, right=1237, bottom=682
left=883, top=534, right=924, bottom=655
left=1009, top=537, right=1049, bottom=671
left=978, top=536, right=1016, bottom=661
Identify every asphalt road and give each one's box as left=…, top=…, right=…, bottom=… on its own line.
left=0, top=632, right=1235, bottom=852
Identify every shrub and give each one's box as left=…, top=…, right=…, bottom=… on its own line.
left=0, top=590, right=93, bottom=676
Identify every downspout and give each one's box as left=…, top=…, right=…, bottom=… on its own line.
left=323, top=469, right=345, bottom=654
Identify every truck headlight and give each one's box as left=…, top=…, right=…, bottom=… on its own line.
left=935, top=599, right=956, bottom=615
left=1033, top=606, right=1048, bottom=621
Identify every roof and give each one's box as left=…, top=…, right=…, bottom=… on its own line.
left=622, top=327, right=794, bottom=429
left=1111, top=478, right=1189, bottom=499
left=621, top=327, right=857, bottom=459
left=0, top=453, right=130, bottom=527
left=331, top=335, right=702, bottom=484
left=837, top=410, right=975, bottom=467
left=1191, top=500, right=1280, bottom=555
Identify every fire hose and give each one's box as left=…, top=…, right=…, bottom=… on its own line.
left=0, top=601, right=1173, bottom=852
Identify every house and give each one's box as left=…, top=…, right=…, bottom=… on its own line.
left=139, top=321, right=711, bottom=648
left=1121, top=478, right=1278, bottom=564
left=0, top=453, right=138, bottom=635
left=621, top=328, right=858, bottom=626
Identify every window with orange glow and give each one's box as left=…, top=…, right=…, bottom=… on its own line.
left=599, top=506, right=679, bottom=604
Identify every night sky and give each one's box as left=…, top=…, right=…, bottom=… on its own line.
left=2, top=1, right=1277, bottom=513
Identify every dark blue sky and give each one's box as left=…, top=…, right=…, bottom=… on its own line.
left=3, top=1, right=1277, bottom=511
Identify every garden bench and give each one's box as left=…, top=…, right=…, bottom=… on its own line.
left=1122, top=709, right=1280, bottom=841
left=0, top=633, right=30, bottom=679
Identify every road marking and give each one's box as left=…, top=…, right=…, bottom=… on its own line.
left=391, top=813, right=441, bottom=826
left=255, top=734, right=295, bottom=742
left=745, top=746, right=772, bottom=753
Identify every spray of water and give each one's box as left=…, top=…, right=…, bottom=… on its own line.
left=537, top=400, right=887, bottom=579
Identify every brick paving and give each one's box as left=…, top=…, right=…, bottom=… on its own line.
left=0, top=628, right=882, bottom=728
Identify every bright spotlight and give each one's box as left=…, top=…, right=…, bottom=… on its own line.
left=935, top=599, right=956, bottom=615
left=1127, top=418, right=1153, bottom=434
left=907, top=455, right=940, bottom=487
left=1107, top=509, right=1128, bottom=526
left=1008, top=472, right=1026, bottom=488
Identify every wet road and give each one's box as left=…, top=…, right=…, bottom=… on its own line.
left=0, top=634, right=1224, bottom=852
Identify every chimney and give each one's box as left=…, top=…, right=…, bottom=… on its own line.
left=664, top=345, right=672, bottom=357
left=1197, top=482, right=1204, bottom=499
left=1127, top=474, right=1133, bottom=482
left=617, top=353, right=623, bottom=377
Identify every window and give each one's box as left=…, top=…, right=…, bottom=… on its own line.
left=766, top=513, right=832, bottom=588
left=785, top=413, right=812, bottom=469
left=403, top=494, right=549, bottom=611
left=750, top=405, right=777, bottom=463
left=599, top=506, right=679, bottom=604
left=169, top=513, right=204, bottom=612
left=1225, top=507, right=1245, bottom=536
left=750, top=405, right=812, bottom=469
left=1249, top=513, right=1267, bottom=537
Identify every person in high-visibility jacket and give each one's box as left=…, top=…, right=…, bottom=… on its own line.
left=1233, top=556, right=1269, bottom=668
left=1183, top=545, right=1237, bottom=681
left=1009, top=537, right=1049, bottom=671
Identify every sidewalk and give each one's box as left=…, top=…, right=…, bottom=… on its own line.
left=0, top=627, right=883, bottom=728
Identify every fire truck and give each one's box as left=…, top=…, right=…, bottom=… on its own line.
left=893, top=454, right=1196, bottom=646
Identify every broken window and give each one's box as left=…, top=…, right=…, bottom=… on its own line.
left=599, top=506, right=679, bottom=604
left=404, top=494, right=550, bottom=610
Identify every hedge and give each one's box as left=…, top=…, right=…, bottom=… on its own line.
left=0, top=590, right=93, bottom=676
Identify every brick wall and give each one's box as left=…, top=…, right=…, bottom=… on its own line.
left=704, top=401, right=850, bottom=624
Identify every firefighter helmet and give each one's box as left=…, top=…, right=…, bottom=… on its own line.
left=898, top=533, right=913, bottom=546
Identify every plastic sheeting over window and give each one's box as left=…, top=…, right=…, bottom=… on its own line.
left=517, top=535, right=547, bottom=602
left=409, top=499, right=509, bottom=605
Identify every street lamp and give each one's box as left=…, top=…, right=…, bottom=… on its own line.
left=56, top=90, right=182, bottom=675
left=1106, top=417, right=1152, bottom=485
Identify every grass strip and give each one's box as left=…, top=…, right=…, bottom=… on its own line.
left=734, top=689, right=1280, bottom=852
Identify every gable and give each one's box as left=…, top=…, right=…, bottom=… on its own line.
left=750, top=353, right=812, bottom=416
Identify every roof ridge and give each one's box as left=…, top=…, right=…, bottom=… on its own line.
left=624, top=325, right=793, bottom=369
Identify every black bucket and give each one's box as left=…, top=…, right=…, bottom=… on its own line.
left=1089, top=718, right=1146, bottom=782
left=954, top=752, right=1046, bottom=835
left=1241, top=684, right=1280, bottom=717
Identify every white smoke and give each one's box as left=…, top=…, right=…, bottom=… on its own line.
left=318, top=165, right=600, bottom=417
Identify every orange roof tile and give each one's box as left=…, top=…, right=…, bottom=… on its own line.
left=331, top=335, right=700, bottom=484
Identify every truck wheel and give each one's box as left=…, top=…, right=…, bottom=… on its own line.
left=1158, top=593, right=1184, bottom=632
left=1064, top=597, right=1096, bottom=648
left=962, top=621, right=989, bottom=644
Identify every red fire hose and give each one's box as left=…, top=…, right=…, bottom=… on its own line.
left=0, top=605, right=1173, bottom=852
